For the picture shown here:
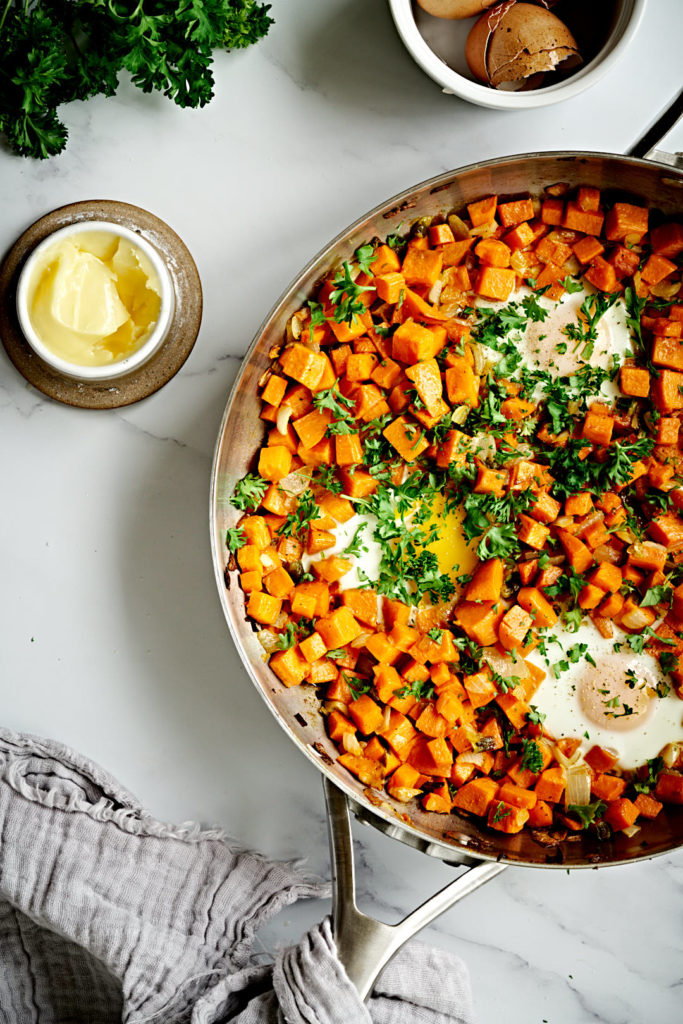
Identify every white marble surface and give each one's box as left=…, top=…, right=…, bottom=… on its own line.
left=1, top=1, right=682, bottom=1020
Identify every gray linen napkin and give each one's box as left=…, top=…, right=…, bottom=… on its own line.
left=0, top=728, right=476, bottom=1024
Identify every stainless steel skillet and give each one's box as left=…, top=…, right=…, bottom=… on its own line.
left=211, top=108, right=683, bottom=998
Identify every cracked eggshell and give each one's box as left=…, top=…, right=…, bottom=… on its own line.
left=466, top=1, right=581, bottom=88
left=416, top=0, right=499, bottom=19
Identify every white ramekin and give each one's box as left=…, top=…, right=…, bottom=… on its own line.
left=388, top=0, right=647, bottom=110
left=16, top=220, right=175, bottom=381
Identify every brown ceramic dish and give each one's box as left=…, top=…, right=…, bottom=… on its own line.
left=0, top=200, right=202, bottom=409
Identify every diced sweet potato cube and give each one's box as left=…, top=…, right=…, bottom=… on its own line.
left=604, top=203, right=648, bottom=241
left=393, top=320, right=446, bottom=363
left=402, top=247, right=443, bottom=289
left=656, top=773, right=683, bottom=804
left=247, top=590, right=282, bottom=625
left=591, top=773, right=627, bottom=802
left=498, top=605, right=533, bottom=651
left=517, top=514, right=550, bottom=550
left=269, top=645, right=310, bottom=687
left=467, top=195, right=497, bottom=226
left=454, top=602, right=500, bottom=647
left=258, top=445, right=292, bottom=482
left=280, top=343, right=327, bottom=389
left=445, top=358, right=480, bottom=407
left=262, top=374, right=287, bottom=406
left=650, top=222, right=683, bottom=259
left=316, top=606, right=363, bottom=648
left=634, top=792, right=663, bottom=819
left=382, top=415, right=429, bottom=462
left=603, top=798, right=639, bottom=831
left=348, top=694, right=384, bottom=735
left=299, top=631, right=328, bottom=663
left=498, top=782, right=537, bottom=810
left=463, top=667, right=497, bottom=710
left=619, top=366, right=650, bottom=397
left=498, top=198, right=534, bottom=227
left=517, top=587, right=558, bottom=628
left=573, top=235, right=604, bottom=264
left=534, top=766, right=566, bottom=803
left=642, top=253, right=677, bottom=285
left=465, top=558, right=504, bottom=602
left=476, top=266, right=516, bottom=302
left=563, top=201, right=604, bottom=235
left=488, top=800, right=529, bottom=833
left=452, top=777, right=499, bottom=816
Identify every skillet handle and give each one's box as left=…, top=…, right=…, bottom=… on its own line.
left=324, top=777, right=506, bottom=1002
left=628, top=87, right=683, bottom=167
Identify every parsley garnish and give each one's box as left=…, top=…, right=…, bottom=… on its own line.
left=226, top=527, right=246, bottom=550
left=0, top=0, right=274, bottom=159
left=355, top=244, right=377, bottom=275
left=491, top=801, right=511, bottom=824
left=567, top=800, right=606, bottom=827
left=313, top=386, right=355, bottom=419
left=520, top=738, right=543, bottom=774
left=280, top=490, right=320, bottom=538
left=329, top=262, right=375, bottom=325
left=231, top=473, right=268, bottom=511
left=343, top=522, right=368, bottom=558
left=275, top=623, right=297, bottom=650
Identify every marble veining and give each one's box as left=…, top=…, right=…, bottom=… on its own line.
left=1, top=1, right=682, bottom=1021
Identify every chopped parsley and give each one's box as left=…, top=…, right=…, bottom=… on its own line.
left=231, top=473, right=268, bottom=512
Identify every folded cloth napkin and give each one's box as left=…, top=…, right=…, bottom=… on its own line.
left=0, top=728, right=476, bottom=1024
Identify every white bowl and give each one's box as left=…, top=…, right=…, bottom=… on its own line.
left=16, top=220, right=175, bottom=381
left=388, top=0, right=646, bottom=110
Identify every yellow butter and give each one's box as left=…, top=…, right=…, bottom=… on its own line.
left=27, top=231, right=162, bottom=366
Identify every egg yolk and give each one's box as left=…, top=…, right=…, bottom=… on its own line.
left=422, top=494, right=478, bottom=579
left=578, top=654, right=656, bottom=733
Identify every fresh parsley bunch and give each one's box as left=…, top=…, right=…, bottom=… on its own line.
left=0, top=0, right=273, bottom=159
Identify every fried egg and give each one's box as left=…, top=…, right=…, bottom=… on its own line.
left=302, top=494, right=478, bottom=593
left=478, top=285, right=632, bottom=402
left=527, top=621, right=683, bottom=768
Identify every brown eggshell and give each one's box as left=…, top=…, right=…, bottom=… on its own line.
left=486, top=3, right=581, bottom=87
left=416, top=0, right=499, bottom=20
left=465, top=0, right=518, bottom=83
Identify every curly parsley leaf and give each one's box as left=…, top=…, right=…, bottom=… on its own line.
left=226, top=527, right=246, bottom=550
left=0, top=0, right=273, bottom=159
left=231, top=473, right=268, bottom=511
left=566, top=800, right=606, bottom=827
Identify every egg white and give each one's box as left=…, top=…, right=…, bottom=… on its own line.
left=527, top=621, right=683, bottom=769
left=477, top=285, right=631, bottom=403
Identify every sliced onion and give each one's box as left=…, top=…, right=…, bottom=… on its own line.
left=470, top=341, right=498, bottom=376
left=472, top=432, right=497, bottom=463
left=451, top=405, right=470, bottom=426
left=258, top=630, right=279, bottom=653
left=428, top=279, right=443, bottom=305
left=469, top=220, right=498, bottom=239
left=276, top=404, right=293, bottom=434
left=552, top=743, right=581, bottom=770
left=350, top=631, right=373, bottom=649
left=382, top=705, right=392, bottom=732
left=457, top=750, right=491, bottom=769
left=565, top=764, right=591, bottom=807
left=651, top=278, right=680, bottom=300
left=278, top=467, right=312, bottom=496
left=621, top=824, right=641, bottom=839
left=484, top=648, right=530, bottom=682
left=342, top=732, right=362, bottom=756
left=660, top=741, right=683, bottom=768
left=323, top=700, right=350, bottom=715
left=563, top=255, right=581, bottom=278
left=447, top=213, right=471, bottom=240
left=391, top=787, right=422, bottom=804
